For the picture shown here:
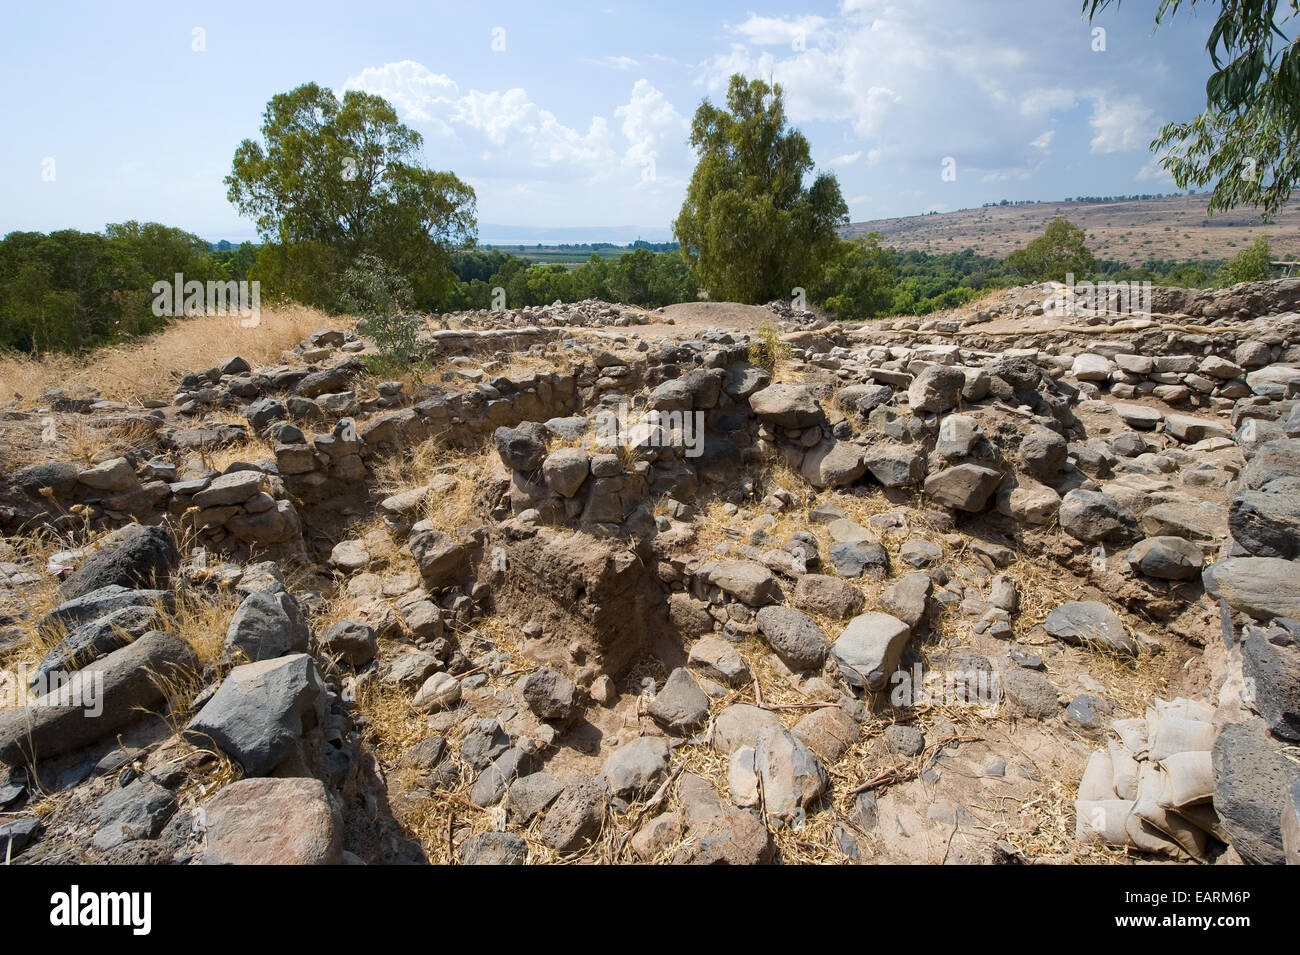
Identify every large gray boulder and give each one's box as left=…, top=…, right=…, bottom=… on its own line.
left=1203, top=557, right=1300, bottom=621
left=40, top=585, right=172, bottom=632
left=748, top=384, right=824, bottom=429
left=539, top=775, right=605, bottom=853
left=29, top=604, right=160, bottom=690
left=542, top=447, right=591, bottom=498
left=408, top=523, right=466, bottom=586
left=800, top=439, right=866, bottom=488
left=493, top=422, right=549, bottom=472
left=705, top=560, right=782, bottom=606
left=201, top=777, right=341, bottom=865
left=923, top=464, right=1002, bottom=511
left=185, top=654, right=325, bottom=776
left=863, top=444, right=924, bottom=487
left=602, top=736, right=670, bottom=798
left=57, top=526, right=177, bottom=601
left=1125, top=537, right=1203, bottom=580
left=647, top=668, right=710, bottom=731
left=908, top=364, right=965, bottom=413
left=754, top=726, right=826, bottom=820
left=1229, top=482, right=1300, bottom=559
left=1241, top=627, right=1300, bottom=742
left=712, top=703, right=783, bottom=755
left=1212, top=721, right=1297, bottom=865
left=0, top=630, right=198, bottom=765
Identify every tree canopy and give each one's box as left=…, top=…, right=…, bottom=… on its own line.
left=674, top=75, right=847, bottom=303
left=1086, top=0, right=1300, bottom=220
left=1005, top=217, right=1097, bottom=282
left=225, top=82, right=476, bottom=308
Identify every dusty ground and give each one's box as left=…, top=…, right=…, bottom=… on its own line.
left=841, top=193, right=1300, bottom=264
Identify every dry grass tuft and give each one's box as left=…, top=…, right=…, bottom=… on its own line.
left=0, top=304, right=335, bottom=405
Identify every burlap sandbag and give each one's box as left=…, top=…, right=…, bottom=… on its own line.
left=1158, top=750, right=1214, bottom=808
left=1173, top=802, right=1230, bottom=843
left=1079, top=750, right=1117, bottom=800
left=1151, top=697, right=1215, bottom=724
left=1147, top=714, right=1215, bottom=762
left=1133, top=762, right=1209, bottom=861
left=1124, top=813, right=1194, bottom=860
left=1107, top=738, right=1139, bottom=800
left=1111, top=717, right=1148, bottom=758
left=1074, top=798, right=1134, bottom=846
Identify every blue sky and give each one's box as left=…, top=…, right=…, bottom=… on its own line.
left=0, top=0, right=1226, bottom=242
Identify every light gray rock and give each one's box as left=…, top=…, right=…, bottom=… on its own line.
left=879, top=572, right=932, bottom=629
left=1203, top=557, right=1300, bottom=621
left=688, top=636, right=752, bottom=686
left=831, top=612, right=912, bottom=691
left=908, top=364, right=965, bottom=413
left=1043, top=600, right=1137, bottom=654
left=705, top=560, right=782, bottom=606
left=412, top=671, right=461, bottom=713
left=647, top=667, right=710, bottom=731
left=224, top=590, right=311, bottom=663
left=602, top=736, right=670, bottom=798
left=712, top=703, right=783, bottom=755
left=542, top=447, right=591, bottom=498
left=755, top=725, right=827, bottom=820
left=800, top=439, right=865, bottom=488
left=749, top=383, right=824, bottom=428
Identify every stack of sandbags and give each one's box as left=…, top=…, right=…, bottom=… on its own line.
left=1074, top=697, right=1226, bottom=861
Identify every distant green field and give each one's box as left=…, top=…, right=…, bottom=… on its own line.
left=480, top=243, right=677, bottom=269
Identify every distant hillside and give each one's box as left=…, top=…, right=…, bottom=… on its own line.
left=841, top=194, right=1300, bottom=264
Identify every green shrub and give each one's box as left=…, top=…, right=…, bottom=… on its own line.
left=748, top=321, right=791, bottom=375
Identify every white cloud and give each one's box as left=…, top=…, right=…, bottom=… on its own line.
left=1019, top=88, right=1078, bottom=118
left=342, top=61, right=692, bottom=205
left=343, top=60, right=458, bottom=130
left=828, top=151, right=863, bottom=167
left=697, top=2, right=1165, bottom=183
left=582, top=55, right=640, bottom=70
left=731, top=14, right=828, bottom=47
left=1135, top=157, right=1175, bottom=183
left=615, top=79, right=688, bottom=184
left=1089, top=95, right=1156, bottom=154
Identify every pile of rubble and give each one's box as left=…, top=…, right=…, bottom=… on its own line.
left=1, top=278, right=1298, bottom=865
